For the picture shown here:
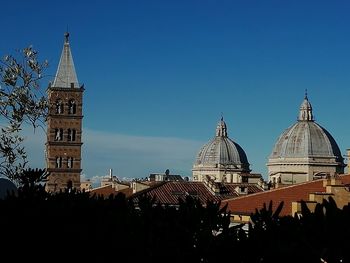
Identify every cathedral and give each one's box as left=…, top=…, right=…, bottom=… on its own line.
left=267, top=92, right=345, bottom=185
left=43, top=33, right=346, bottom=192
left=45, top=33, right=84, bottom=192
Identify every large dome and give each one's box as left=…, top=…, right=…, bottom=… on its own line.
left=270, top=121, right=342, bottom=160
left=268, top=92, right=344, bottom=184
left=194, top=118, right=250, bottom=171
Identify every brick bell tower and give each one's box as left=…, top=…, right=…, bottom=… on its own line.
left=46, top=32, right=84, bottom=192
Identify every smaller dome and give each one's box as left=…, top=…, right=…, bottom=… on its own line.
left=194, top=118, right=250, bottom=171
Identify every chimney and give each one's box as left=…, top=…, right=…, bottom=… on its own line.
left=237, top=186, right=248, bottom=195
left=109, top=168, right=113, bottom=179
left=212, top=182, right=221, bottom=195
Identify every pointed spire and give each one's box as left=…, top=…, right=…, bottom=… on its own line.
left=216, top=116, right=228, bottom=137
left=52, top=32, right=79, bottom=88
left=299, top=90, right=313, bottom=121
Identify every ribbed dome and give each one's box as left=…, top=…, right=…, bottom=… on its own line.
left=195, top=118, right=250, bottom=170
left=270, top=121, right=342, bottom=161
left=270, top=92, right=343, bottom=163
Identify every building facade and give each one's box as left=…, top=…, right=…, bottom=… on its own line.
left=192, top=117, right=252, bottom=183
left=45, top=33, right=84, bottom=192
left=267, top=92, right=344, bottom=185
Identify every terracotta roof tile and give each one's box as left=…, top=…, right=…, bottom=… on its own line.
left=340, top=174, right=350, bottom=184
left=89, top=185, right=133, bottom=198
left=129, top=181, right=263, bottom=205
left=221, top=174, right=350, bottom=216
left=118, top=187, right=133, bottom=197
left=89, top=185, right=117, bottom=198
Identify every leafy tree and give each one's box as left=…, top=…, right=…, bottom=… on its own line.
left=1, top=185, right=350, bottom=263
left=298, top=198, right=349, bottom=263
left=15, top=168, right=49, bottom=199
left=0, top=46, right=48, bottom=183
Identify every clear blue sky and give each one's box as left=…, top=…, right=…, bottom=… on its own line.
left=2, top=0, right=350, bottom=184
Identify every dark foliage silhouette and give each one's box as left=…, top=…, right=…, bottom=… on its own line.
left=1, top=179, right=349, bottom=263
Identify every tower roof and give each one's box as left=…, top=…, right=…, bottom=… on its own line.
left=52, top=32, right=79, bottom=88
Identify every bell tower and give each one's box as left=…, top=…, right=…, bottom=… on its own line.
left=45, top=32, right=84, bottom=192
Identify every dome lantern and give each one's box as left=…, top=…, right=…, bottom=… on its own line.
left=216, top=117, right=227, bottom=137
left=299, top=89, right=313, bottom=121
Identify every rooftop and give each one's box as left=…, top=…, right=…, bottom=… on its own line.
left=221, top=174, right=350, bottom=216
left=129, top=181, right=263, bottom=206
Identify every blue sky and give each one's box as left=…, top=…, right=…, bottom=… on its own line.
left=2, top=0, right=350, bottom=183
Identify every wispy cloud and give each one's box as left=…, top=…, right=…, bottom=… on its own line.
left=82, top=129, right=203, bottom=180
left=22, top=126, right=204, bottom=182
left=22, top=125, right=47, bottom=168
left=80, top=173, right=107, bottom=187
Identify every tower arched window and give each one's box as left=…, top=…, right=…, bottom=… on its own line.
left=68, top=99, right=76, bottom=114
left=54, top=128, right=63, bottom=141
left=56, top=157, right=62, bottom=168
left=55, top=99, right=64, bottom=114
left=67, top=157, right=73, bottom=168
left=67, top=129, right=76, bottom=141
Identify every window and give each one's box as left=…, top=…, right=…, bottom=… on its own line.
left=56, top=157, right=62, bottom=168
left=54, top=128, right=63, bottom=141
left=72, top=129, right=76, bottom=141
left=67, top=129, right=76, bottom=141
left=67, top=157, right=73, bottom=168
left=55, top=99, right=63, bottom=114
left=68, top=99, right=76, bottom=114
